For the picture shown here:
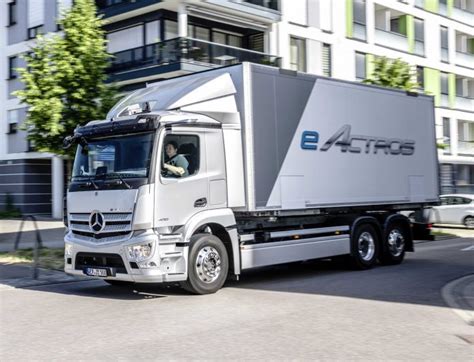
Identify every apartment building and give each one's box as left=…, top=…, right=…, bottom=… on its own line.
left=0, top=0, right=473, bottom=216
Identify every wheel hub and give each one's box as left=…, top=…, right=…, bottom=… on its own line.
left=387, top=229, right=405, bottom=257
left=195, top=246, right=221, bottom=284
left=358, top=231, right=375, bottom=261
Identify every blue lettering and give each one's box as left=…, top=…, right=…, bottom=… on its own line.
left=301, top=131, right=319, bottom=150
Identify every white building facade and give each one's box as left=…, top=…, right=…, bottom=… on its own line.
left=0, top=0, right=473, bottom=216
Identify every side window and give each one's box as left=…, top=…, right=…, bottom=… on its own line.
left=440, top=197, right=449, bottom=205
left=462, top=198, right=473, bottom=205
left=452, top=197, right=463, bottom=205
left=162, top=134, right=200, bottom=178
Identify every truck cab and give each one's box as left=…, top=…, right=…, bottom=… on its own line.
left=64, top=111, right=240, bottom=293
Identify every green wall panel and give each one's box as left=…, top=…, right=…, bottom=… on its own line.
left=424, top=67, right=440, bottom=107
left=424, top=0, right=439, bottom=13
left=346, top=0, right=353, bottom=38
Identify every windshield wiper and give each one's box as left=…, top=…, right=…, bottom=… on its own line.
left=84, top=175, right=99, bottom=189
left=106, top=173, right=132, bottom=189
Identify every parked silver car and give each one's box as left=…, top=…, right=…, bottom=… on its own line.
left=430, top=194, right=474, bottom=228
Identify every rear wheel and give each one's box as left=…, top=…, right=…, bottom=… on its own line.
left=379, top=223, right=407, bottom=265
left=464, top=216, right=474, bottom=228
left=180, top=233, right=229, bottom=295
left=349, top=224, right=379, bottom=270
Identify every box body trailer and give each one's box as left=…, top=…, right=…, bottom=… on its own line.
left=64, top=63, right=439, bottom=294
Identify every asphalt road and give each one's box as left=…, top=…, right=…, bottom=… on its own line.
left=1, top=237, right=473, bottom=360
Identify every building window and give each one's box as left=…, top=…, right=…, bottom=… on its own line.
left=213, top=30, right=243, bottom=48
left=441, top=72, right=449, bottom=95
left=164, top=20, right=178, bottom=40
left=8, top=56, right=18, bottom=79
left=289, top=37, right=306, bottom=72
left=414, top=18, right=424, bottom=55
left=188, top=24, right=210, bottom=41
left=8, top=0, right=17, bottom=26
left=355, top=52, right=366, bottom=81
left=440, top=26, right=449, bottom=62
left=443, top=117, right=451, bottom=154
left=353, top=0, right=366, bottom=40
left=322, top=43, right=331, bottom=77
left=27, top=0, right=44, bottom=39
left=28, top=26, right=44, bottom=39
left=416, top=66, right=424, bottom=89
left=7, top=109, right=19, bottom=134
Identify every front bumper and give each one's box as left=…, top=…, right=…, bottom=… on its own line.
left=64, top=230, right=188, bottom=283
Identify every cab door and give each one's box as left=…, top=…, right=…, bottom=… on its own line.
left=154, top=126, right=227, bottom=229
left=154, top=128, right=208, bottom=229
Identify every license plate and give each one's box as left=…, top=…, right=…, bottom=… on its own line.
left=84, top=267, right=108, bottom=277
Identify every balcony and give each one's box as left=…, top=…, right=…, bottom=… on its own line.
left=107, top=37, right=281, bottom=82
left=375, top=28, right=409, bottom=52
left=457, top=140, right=474, bottom=155
left=455, top=96, right=474, bottom=111
left=456, top=51, right=474, bottom=69
left=452, top=6, right=474, bottom=24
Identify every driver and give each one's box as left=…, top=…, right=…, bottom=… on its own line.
left=163, top=141, right=189, bottom=177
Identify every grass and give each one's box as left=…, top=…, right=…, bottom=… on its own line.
left=0, top=247, right=64, bottom=270
left=430, top=230, right=457, bottom=238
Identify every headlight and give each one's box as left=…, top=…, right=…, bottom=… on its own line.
left=127, top=242, right=153, bottom=262
left=65, top=243, right=73, bottom=257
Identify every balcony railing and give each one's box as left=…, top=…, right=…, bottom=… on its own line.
left=108, top=37, right=281, bottom=74
left=457, top=140, right=474, bottom=155
left=375, top=28, right=408, bottom=52
left=441, top=47, right=449, bottom=62
left=415, top=40, right=424, bottom=56
left=353, top=22, right=366, bottom=40
left=452, top=7, right=474, bottom=24
left=455, top=96, right=474, bottom=111
left=456, top=51, right=474, bottom=69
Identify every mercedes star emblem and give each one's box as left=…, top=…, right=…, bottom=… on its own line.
left=89, top=211, right=105, bottom=233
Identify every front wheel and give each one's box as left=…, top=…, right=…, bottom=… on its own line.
left=379, top=223, right=407, bottom=265
left=180, top=234, right=229, bottom=295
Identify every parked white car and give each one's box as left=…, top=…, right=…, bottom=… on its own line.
left=430, top=194, right=474, bottom=228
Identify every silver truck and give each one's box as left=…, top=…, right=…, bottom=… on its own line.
left=63, top=63, right=439, bottom=294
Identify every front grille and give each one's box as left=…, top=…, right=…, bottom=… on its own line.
left=75, top=252, right=127, bottom=274
left=69, top=212, right=132, bottom=241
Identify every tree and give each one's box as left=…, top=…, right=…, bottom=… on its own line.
left=14, top=0, right=117, bottom=156
left=364, top=56, right=418, bottom=92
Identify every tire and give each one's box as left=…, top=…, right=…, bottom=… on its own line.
left=349, top=224, right=379, bottom=270
left=463, top=216, right=474, bottom=229
left=379, top=223, right=407, bottom=265
left=180, top=233, right=229, bottom=295
left=104, top=280, right=135, bottom=287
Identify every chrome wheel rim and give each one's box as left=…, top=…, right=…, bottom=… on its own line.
left=388, top=229, right=405, bottom=257
left=195, top=246, right=221, bottom=284
left=358, top=231, right=375, bottom=261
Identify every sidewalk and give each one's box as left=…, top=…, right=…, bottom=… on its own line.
left=442, top=274, right=474, bottom=326
left=0, top=218, right=65, bottom=252
left=0, top=263, right=89, bottom=289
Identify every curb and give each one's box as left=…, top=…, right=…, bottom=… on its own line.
left=441, top=274, right=474, bottom=326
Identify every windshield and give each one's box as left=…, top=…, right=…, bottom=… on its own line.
left=72, top=133, right=155, bottom=181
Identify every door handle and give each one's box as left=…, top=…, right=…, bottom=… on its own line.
left=194, top=198, right=207, bottom=208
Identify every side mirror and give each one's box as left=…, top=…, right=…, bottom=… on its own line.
left=63, top=136, right=73, bottom=149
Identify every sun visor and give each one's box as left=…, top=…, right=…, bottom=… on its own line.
left=106, top=73, right=237, bottom=120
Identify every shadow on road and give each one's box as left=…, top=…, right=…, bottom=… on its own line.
left=2, top=238, right=472, bottom=308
